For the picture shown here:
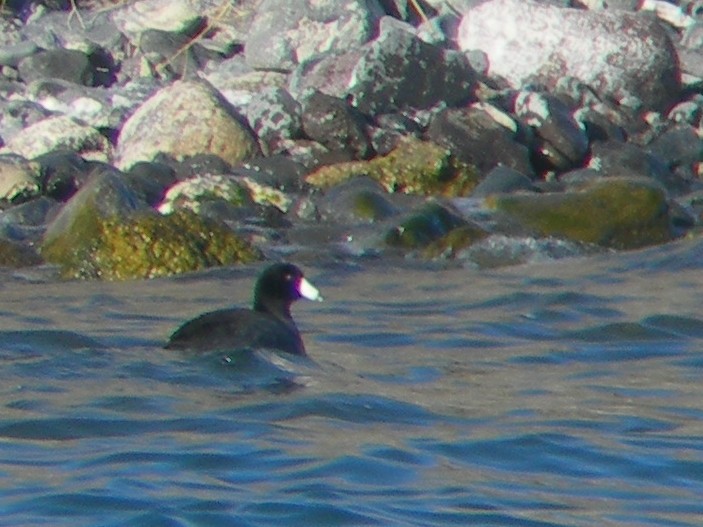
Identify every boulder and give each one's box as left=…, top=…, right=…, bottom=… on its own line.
left=488, top=177, right=674, bottom=249
left=114, top=80, right=260, bottom=170
left=457, top=0, right=680, bottom=110
left=306, top=137, right=480, bottom=196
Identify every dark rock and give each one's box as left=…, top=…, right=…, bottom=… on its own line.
left=35, top=150, right=92, bottom=201
left=427, top=104, right=533, bottom=176
left=171, top=154, right=232, bottom=180
left=384, top=201, right=471, bottom=250
left=317, top=176, right=400, bottom=223
left=139, top=29, right=200, bottom=79
left=647, top=125, right=702, bottom=172
left=124, top=161, right=178, bottom=207
left=472, top=166, right=536, bottom=197
left=589, top=140, right=688, bottom=193
left=301, top=90, right=373, bottom=160
left=0, top=238, right=42, bottom=267
left=514, top=91, right=589, bottom=172
left=17, top=49, right=94, bottom=86
left=0, top=195, right=58, bottom=227
left=348, top=19, right=476, bottom=114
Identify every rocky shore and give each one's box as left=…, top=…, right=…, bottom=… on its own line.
left=0, top=0, right=701, bottom=279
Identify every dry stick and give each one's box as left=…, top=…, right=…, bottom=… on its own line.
left=407, top=0, right=429, bottom=23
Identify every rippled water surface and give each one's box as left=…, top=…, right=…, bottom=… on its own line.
left=2, top=240, right=703, bottom=526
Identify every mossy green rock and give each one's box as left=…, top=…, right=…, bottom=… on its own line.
left=92, top=210, right=261, bottom=280
left=44, top=208, right=260, bottom=280
left=422, top=224, right=490, bottom=259
left=385, top=202, right=470, bottom=249
left=306, top=137, right=480, bottom=197
left=41, top=172, right=260, bottom=279
left=488, top=177, right=673, bottom=249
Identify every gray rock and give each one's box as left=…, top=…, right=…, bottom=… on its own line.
left=472, top=166, right=536, bottom=197
left=647, top=125, right=703, bottom=173
left=348, top=18, right=476, bottom=114
left=0, top=99, right=50, bottom=143
left=111, top=0, right=204, bottom=42
left=244, top=0, right=383, bottom=71
left=301, top=90, right=373, bottom=159
left=588, top=140, right=687, bottom=193
left=246, top=87, right=303, bottom=155
left=0, top=157, right=41, bottom=202
left=17, top=49, right=94, bottom=86
left=427, top=104, right=533, bottom=176
left=114, top=80, right=260, bottom=170
left=458, top=0, right=680, bottom=110
left=0, top=115, right=112, bottom=162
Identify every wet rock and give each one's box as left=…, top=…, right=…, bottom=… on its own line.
left=90, top=209, right=261, bottom=280
left=244, top=0, right=382, bottom=71
left=0, top=238, right=42, bottom=268
left=316, top=177, right=400, bottom=223
left=306, top=137, right=480, bottom=197
left=422, top=223, right=491, bottom=259
left=384, top=201, right=481, bottom=251
left=0, top=115, right=112, bottom=161
left=0, top=157, right=41, bottom=202
left=301, top=90, right=373, bottom=160
left=488, top=177, right=674, bottom=250
left=114, top=80, right=260, bottom=170
left=514, top=91, right=589, bottom=172
left=471, top=166, right=536, bottom=198
left=41, top=171, right=259, bottom=279
left=427, top=103, right=532, bottom=176
left=458, top=0, right=681, bottom=111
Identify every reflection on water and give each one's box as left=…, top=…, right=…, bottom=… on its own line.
left=1, top=240, right=703, bottom=525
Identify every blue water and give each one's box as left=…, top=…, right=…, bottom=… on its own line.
left=1, top=239, right=703, bottom=526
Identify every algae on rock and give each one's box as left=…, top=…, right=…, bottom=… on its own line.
left=306, top=137, right=480, bottom=197
left=93, top=210, right=261, bottom=280
left=383, top=200, right=489, bottom=258
left=44, top=208, right=260, bottom=280
left=488, top=177, right=673, bottom=250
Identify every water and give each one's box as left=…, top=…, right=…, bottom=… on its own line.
left=1, top=239, right=703, bottom=526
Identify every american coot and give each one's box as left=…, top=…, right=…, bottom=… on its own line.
left=165, top=263, right=322, bottom=355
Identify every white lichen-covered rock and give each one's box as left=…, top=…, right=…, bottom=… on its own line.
left=0, top=116, right=112, bottom=162
left=457, top=0, right=680, bottom=110
left=0, top=158, right=41, bottom=202
left=157, top=175, right=251, bottom=215
left=244, top=0, right=384, bottom=71
left=114, top=81, right=260, bottom=171
left=157, top=174, right=292, bottom=214
left=111, top=0, right=202, bottom=40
